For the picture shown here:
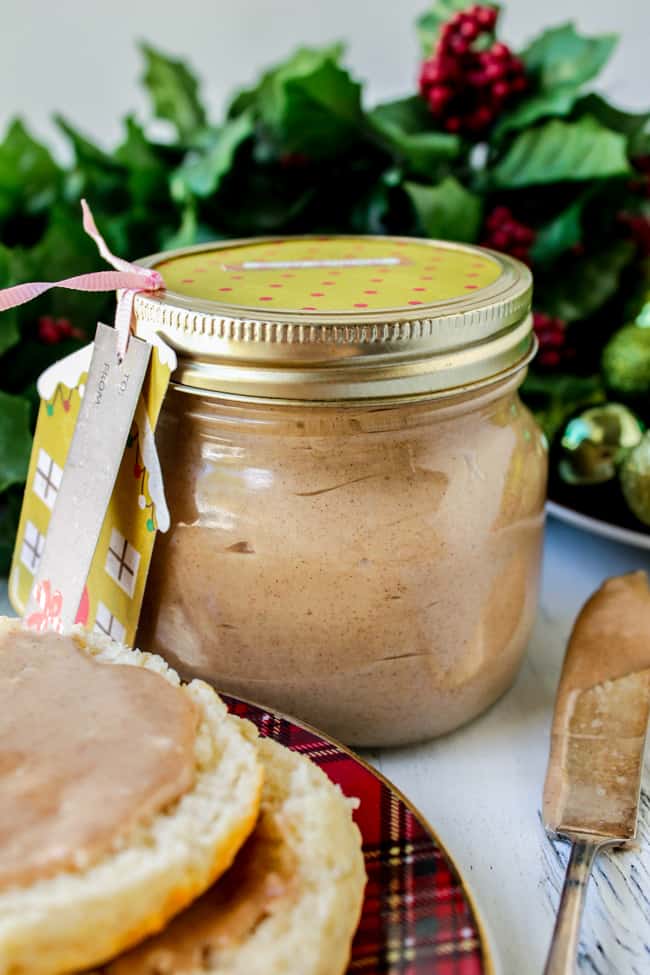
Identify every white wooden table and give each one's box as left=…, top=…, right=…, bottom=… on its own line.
left=369, top=517, right=650, bottom=975
left=2, top=516, right=649, bottom=974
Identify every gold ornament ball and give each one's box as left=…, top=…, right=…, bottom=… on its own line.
left=559, top=403, right=644, bottom=486
left=621, top=432, right=650, bottom=527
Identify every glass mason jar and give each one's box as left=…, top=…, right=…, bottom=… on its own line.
left=133, top=236, right=547, bottom=746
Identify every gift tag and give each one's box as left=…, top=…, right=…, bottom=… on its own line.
left=23, top=324, right=151, bottom=632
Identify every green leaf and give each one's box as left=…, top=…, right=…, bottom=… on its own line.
left=491, top=116, right=630, bottom=188
left=530, top=196, right=586, bottom=264
left=171, top=113, right=254, bottom=199
left=256, top=46, right=363, bottom=158
left=493, top=86, right=579, bottom=138
left=140, top=43, right=207, bottom=141
left=522, top=22, right=617, bottom=90
left=0, top=487, right=23, bottom=574
left=368, top=97, right=462, bottom=177
left=0, top=245, right=21, bottom=357
left=405, top=176, right=482, bottom=242
left=522, top=372, right=604, bottom=441
left=540, top=241, right=635, bottom=323
left=494, top=25, right=619, bottom=140
left=0, top=119, right=61, bottom=226
left=416, top=1, right=492, bottom=54
left=114, top=115, right=171, bottom=205
left=573, top=94, right=650, bottom=156
left=0, top=391, right=32, bottom=493
left=55, top=116, right=128, bottom=212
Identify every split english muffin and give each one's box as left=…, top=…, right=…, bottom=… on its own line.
left=0, top=619, right=264, bottom=975
left=96, top=736, right=367, bottom=975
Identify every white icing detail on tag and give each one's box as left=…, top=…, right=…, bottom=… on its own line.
left=33, top=450, right=63, bottom=510
left=224, top=257, right=403, bottom=271
left=20, top=521, right=45, bottom=574
left=94, top=601, right=126, bottom=642
left=135, top=398, right=171, bottom=532
left=150, top=334, right=178, bottom=370
left=36, top=343, right=94, bottom=400
left=105, top=528, right=141, bottom=598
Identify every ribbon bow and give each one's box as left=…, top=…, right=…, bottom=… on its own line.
left=0, top=199, right=164, bottom=359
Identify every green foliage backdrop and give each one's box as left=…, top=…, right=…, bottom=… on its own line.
left=0, top=2, right=649, bottom=564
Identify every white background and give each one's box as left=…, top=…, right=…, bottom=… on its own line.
left=1, top=0, right=648, bottom=155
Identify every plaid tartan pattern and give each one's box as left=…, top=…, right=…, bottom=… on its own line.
left=224, top=697, right=487, bottom=975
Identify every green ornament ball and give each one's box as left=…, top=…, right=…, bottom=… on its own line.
left=602, top=324, right=650, bottom=398
left=559, top=403, right=644, bottom=486
left=620, top=431, right=650, bottom=526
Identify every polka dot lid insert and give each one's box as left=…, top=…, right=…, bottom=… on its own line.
left=134, top=235, right=534, bottom=402
left=155, top=237, right=502, bottom=313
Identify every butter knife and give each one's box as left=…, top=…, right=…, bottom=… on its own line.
left=542, top=571, right=650, bottom=975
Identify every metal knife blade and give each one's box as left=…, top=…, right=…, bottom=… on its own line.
left=543, top=571, right=650, bottom=842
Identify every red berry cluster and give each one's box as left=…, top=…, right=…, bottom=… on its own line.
left=482, top=206, right=535, bottom=263
left=533, top=311, right=572, bottom=369
left=419, top=5, right=527, bottom=135
left=38, top=316, right=84, bottom=345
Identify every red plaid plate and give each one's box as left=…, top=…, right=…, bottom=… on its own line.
left=224, top=695, right=494, bottom=975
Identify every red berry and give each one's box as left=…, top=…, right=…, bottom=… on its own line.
left=476, top=6, right=497, bottom=28
left=492, top=80, right=511, bottom=101
left=482, top=206, right=536, bottom=264
left=419, top=5, right=526, bottom=136
left=460, top=19, right=479, bottom=39
left=37, top=315, right=78, bottom=345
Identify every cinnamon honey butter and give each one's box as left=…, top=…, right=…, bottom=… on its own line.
left=104, top=811, right=295, bottom=973
left=0, top=628, right=197, bottom=889
left=133, top=236, right=547, bottom=746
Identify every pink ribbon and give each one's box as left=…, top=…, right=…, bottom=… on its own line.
left=0, top=199, right=164, bottom=359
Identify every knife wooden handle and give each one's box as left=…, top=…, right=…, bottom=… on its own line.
left=544, top=836, right=610, bottom=975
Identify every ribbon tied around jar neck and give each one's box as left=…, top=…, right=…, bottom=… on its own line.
left=0, top=199, right=164, bottom=360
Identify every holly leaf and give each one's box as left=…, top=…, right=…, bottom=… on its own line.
left=0, top=391, right=32, bottom=493
left=405, top=176, right=482, bottom=242
left=574, top=94, right=650, bottom=156
left=368, top=97, right=462, bottom=177
left=416, top=1, right=495, bottom=54
left=0, top=245, right=21, bottom=357
left=530, top=196, right=586, bottom=265
left=0, top=119, right=61, bottom=227
left=522, top=23, right=617, bottom=91
left=495, top=25, right=618, bottom=139
left=493, top=86, right=579, bottom=138
left=255, top=46, right=363, bottom=158
left=114, top=115, right=173, bottom=206
left=522, top=372, right=605, bottom=441
left=491, top=116, right=630, bottom=188
left=539, top=241, right=635, bottom=322
left=171, top=113, right=254, bottom=199
left=140, top=43, right=207, bottom=141
left=0, top=487, right=23, bottom=574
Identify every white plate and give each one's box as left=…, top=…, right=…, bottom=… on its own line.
left=547, top=500, right=650, bottom=551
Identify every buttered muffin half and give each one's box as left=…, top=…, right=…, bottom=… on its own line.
left=0, top=619, right=263, bottom=975
left=97, top=736, right=367, bottom=975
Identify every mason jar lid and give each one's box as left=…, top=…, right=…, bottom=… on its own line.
left=134, top=235, right=534, bottom=403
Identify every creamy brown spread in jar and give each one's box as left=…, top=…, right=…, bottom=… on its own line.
left=133, top=236, right=547, bottom=746
left=103, top=811, right=296, bottom=973
left=0, top=627, right=197, bottom=890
